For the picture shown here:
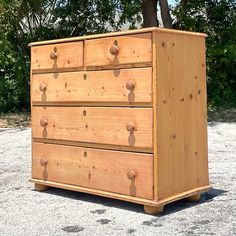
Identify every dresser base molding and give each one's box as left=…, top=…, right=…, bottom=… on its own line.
left=30, top=178, right=211, bottom=214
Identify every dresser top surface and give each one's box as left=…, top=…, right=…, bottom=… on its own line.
left=29, top=27, right=207, bottom=47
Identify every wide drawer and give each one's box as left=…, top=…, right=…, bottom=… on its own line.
left=31, top=68, right=152, bottom=104
left=32, top=143, right=153, bottom=199
left=84, top=33, right=152, bottom=67
left=31, top=42, right=83, bottom=71
left=32, top=107, right=153, bottom=149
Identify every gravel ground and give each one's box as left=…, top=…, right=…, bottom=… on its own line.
left=0, top=123, right=235, bottom=236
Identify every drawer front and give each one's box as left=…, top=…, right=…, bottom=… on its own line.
left=84, top=33, right=152, bottom=67
left=32, top=143, right=154, bottom=199
left=31, top=42, right=83, bottom=71
left=32, top=107, right=153, bottom=149
left=31, top=68, right=152, bottom=104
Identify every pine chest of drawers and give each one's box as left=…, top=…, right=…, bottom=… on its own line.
left=29, top=27, right=211, bottom=214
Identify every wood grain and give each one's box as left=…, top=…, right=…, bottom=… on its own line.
left=31, top=42, right=83, bottom=71
left=31, top=68, right=152, bottom=103
left=32, top=107, right=153, bottom=149
left=84, top=33, right=152, bottom=67
left=194, top=37, right=209, bottom=188
left=154, top=31, right=209, bottom=200
left=32, top=142, right=154, bottom=199
left=29, top=28, right=210, bottom=210
left=29, top=27, right=206, bottom=47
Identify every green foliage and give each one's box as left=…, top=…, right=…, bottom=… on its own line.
left=0, top=0, right=142, bottom=112
left=51, top=0, right=142, bottom=36
left=0, top=38, right=30, bottom=112
left=0, top=0, right=235, bottom=112
left=173, top=0, right=236, bottom=107
left=207, top=34, right=236, bottom=107
left=0, top=0, right=48, bottom=112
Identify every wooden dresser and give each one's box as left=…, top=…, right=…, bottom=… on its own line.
left=29, top=27, right=211, bottom=214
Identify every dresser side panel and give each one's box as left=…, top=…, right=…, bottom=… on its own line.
left=155, top=32, right=209, bottom=200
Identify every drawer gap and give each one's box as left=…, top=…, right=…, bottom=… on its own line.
left=33, top=138, right=154, bottom=154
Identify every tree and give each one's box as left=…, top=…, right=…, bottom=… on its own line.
left=173, top=0, right=236, bottom=107
left=142, top=0, right=173, bottom=28
left=142, top=0, right=236, bottom=107
left=0, top=0, right=57, bottom=112
left=0, top=0, right=235, bottom=111
left=51, top=0, right=143, bottom=36
left=159, top=0, right=173, bottom=28
left=142, top=0, right=158, bottom=27
left=0, top=0, right=142, bottom=112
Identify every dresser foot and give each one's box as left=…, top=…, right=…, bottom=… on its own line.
left=144, top=205, right=164, bottom=215
left=34, top=183, right=50, bottom=191
left=186, top=193, right=201, bottom=202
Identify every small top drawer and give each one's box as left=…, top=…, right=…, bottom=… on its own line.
left=84, top=33, right=152, bottom=68
left=31, top=42, right=83, bottom=72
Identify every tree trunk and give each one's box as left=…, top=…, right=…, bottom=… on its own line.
left=159, top=0, right=173, bottom=28
left=180, top=0, right=189, bottom=15
left=142, top=0, right=159, bottom=27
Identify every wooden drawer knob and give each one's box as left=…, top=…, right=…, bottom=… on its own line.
left=126, top=80, right=135, bottom=91
left=39, top=83, right=47, bottom=92
left=40, top=158, right=48, bottom=166
left=126, top=122, right=135, bottom=133
left=110, top=44, right=119, bottom=56
left=50, top=51, right=57, bottom=60
left=40, top=118, right=48, bottom=127
left=127, top=170, right=136, bottom=180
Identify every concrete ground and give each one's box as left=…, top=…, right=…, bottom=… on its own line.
left=0, top=123, right=235, bottom=236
